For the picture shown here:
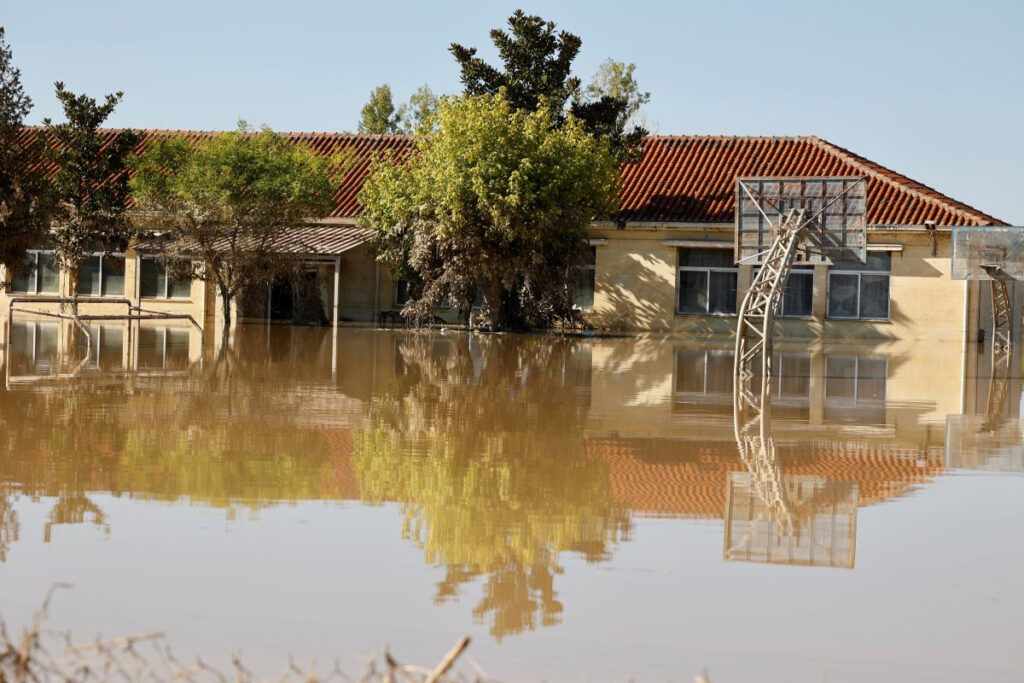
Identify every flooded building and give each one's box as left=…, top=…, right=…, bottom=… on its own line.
left=0, top=132, right=1013, bottom=343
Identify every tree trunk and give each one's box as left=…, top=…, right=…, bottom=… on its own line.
left=219, top=284, right=233, bottom=350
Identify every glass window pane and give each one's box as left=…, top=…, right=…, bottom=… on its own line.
left=864, top=252, right=891, bottom=272
left=708, top=270, right=737, bottom=314
left=78, top=255, right=101, bottom=296
left=782, top=271, right=813, bottom=317
left=677, top=270, right=708, bottom=314
left=705, top=350, right=733, bottom=393
left=778, top=354, right=811, bottom=397
left=165, top=329, right=190, bottom=368
left=825, top=356, right=857, bottom=399
left=828, top=273, right=859, bottom=318
left=679, top=247, right=734, bottom=268
left=674, top=349, right=707, bottom=393
left=35, top=322, right=58, bottom=361
left=573, top=266, right=595, bottom=310
left=856, top=358, right=887, bottom=401
left=98, top=326, right=123, bottom=369
left=859, top=274, right=889, bottom=319
left=168, top=276, right=192, bottom=299
left=101, top=256, right=126, bottom=296
left=140, top=260, right=164, bottom=298
left=138, top=327, right=162, bottom=369
left=394, top=279, right=408, bottom=306
left=37, top=253, right=59, bottom=293
left=10, top=254, right=35, bottom=293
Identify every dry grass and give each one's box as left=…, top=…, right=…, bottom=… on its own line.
left=0, top=587, right=486, bottom=683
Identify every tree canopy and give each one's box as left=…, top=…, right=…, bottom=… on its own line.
left=359, top=92, right=618, bottom=331
left=450, top=10, right=649, bottom=158
left=43, top=84, right=139, bottom=300
left=0, top=28, right=54, bottom=275
left=130, top=123, right=343, bottom=339
left=358, top=84, right=401, bottom=134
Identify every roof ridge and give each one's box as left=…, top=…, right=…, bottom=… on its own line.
left=808, top=136, right=1005, bottom=226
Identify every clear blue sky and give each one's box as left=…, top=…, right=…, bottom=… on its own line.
left=3, top=0, right=1022, bottom=223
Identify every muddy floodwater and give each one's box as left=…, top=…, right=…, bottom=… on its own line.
left=0, top=325, right=1022, bottom=681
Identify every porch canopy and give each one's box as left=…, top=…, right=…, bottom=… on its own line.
left=132, top=225, right=373, bottom=259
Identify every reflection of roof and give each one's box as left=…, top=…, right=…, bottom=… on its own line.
left=587, top=437, right=946, bottom=518
left=18, top=129, right=1003, bottom=227
left=134, top=225, right=372, bottom=256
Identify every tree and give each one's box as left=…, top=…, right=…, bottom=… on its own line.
left=43, top=84, right=138, bottom=309
left=360, top=92, right=618, bottom=331
left=0, top=27, right=54, bottom=277
left=396, top=85, right=440, bottom=134
left=358, top=84, right=401, bottom=134
left=578, top=58, right=650, bottom=139
left=450, top=10, right=648, bottom=157
left=130, top=123, right=342, bottom=344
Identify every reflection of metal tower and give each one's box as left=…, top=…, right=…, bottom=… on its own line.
left=730, top=370, right=858, bottom=568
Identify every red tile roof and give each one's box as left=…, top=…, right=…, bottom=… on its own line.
left=20, top=128, right=1004, bottom=227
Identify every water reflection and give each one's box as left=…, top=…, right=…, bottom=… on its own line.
left=354, top=336, right=629, bottom=640
left=0, top=325, right=1019, bottom=643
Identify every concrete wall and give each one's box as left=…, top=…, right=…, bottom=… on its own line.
left=587, top=225, right=984, bottom=342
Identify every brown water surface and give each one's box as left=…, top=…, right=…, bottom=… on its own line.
left=0, top=324, right=1022, bottom=681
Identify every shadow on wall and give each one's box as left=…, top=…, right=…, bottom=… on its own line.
left=592, top=251, right=673, bottom=332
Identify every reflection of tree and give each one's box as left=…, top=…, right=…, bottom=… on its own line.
left=354, top=336, right=630, bottom=640
left=0, top=489, right=18, bottom=562
left=0, top=328, right=351, bottom=561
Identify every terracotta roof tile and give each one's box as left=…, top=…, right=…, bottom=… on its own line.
left=20, top=128, right=1004, bottom=227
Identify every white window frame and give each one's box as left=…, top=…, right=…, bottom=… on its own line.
left=10, top=250, right=59, bottom=295
left=10, top=321, right=59, bottom=371
left=827, top=255, right=891, bottom=321
left=139, top=257, right=191, bottom=300
left=136, top=326, right=190, bottom=370
left=824, top=355, right=888, bottom=407
left=572, top=246, right=597, bottom=311
left=79, top=253, right=127, bottom=298
left=676, top=248, right=738, bottom=316
left=753, top=265, right=814, bottom=318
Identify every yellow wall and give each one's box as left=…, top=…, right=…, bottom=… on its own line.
left=587, top=226, right=975, bottom=342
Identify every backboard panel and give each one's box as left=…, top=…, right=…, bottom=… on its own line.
left=735, top=177, right=867, bottom=265
left=724, top=472, right=858, bottom=569
left=951, top=226, right=1024, bottom=280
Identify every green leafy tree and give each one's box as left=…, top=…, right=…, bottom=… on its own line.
left=358, top=84, right=401, bottom=134
left=579, top=58, right=650, bottom=137
left=450, top=10, right=648, bottom=157
left=0, top=27, right=54, bottom=277
left=43, top=84, right=139, bottom=309
left=360, top=92, right=618, bottom=331
left=396, top=85, right=440, bottom=134
left=131, top=123, right=343, bottom=343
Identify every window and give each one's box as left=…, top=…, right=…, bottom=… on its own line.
left=573, top=247, right=597, bottom=310
left=752, top=264, right=814, bottom=317
left=825, top=355, right=887, bottom=424
left=674, top=348, right=733, bottom=397
left=828, top=252, right=890, bottom=320
left=78, top=254, right=126, bottom=297
left=138, top=326, right=190, bottom=370
left=87, top=325, right=124, bottom=370
left=10, top=251, right=59, bottom=294
left=677, top=248, right=737, bottom=315
left=394, top=279, right=409, bottom=307
left=9, top=322, right=59, bottom=373
left=139, top=258, right=191, bottom=299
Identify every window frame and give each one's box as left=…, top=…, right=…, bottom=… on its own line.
left=676, top=248, right=738, bottom=316
left=827, top=253, right=891, bottom=321
left=9, top=250, right=60, bottom=295
left=753, top=265, right=814, bottom=318
left=572, top=246, right=597, bottom=311
left=78, top=253, right=127, bottom=298
left=139, top=257, right=191, bottom=300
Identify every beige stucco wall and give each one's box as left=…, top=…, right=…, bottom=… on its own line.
left=586, top=225, right=977, bottom=342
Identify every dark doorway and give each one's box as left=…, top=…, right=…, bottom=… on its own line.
left=269, top=277, right=294, bottom=321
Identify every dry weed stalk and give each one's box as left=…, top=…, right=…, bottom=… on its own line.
left=1, top=589, right=486, bottom=683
